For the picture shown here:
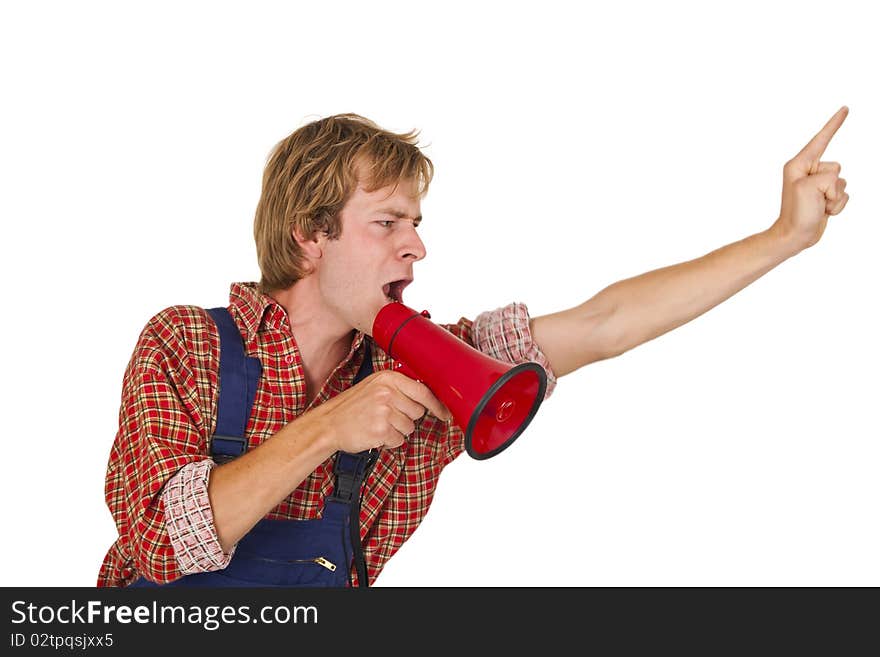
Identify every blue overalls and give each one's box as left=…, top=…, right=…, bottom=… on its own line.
left=131, top=307, right=376, bottom=588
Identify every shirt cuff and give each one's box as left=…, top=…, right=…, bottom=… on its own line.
left=472, top=301, right=557, bottom=399
left=161, top=459, right=235, bottom=575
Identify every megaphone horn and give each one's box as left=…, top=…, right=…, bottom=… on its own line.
left=372, top=302, right=547, bottom=460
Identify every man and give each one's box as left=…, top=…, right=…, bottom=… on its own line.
left=99, top=108, right=849, bottom=587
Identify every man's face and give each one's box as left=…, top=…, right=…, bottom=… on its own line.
left=313, top=177, right=426, bottom=335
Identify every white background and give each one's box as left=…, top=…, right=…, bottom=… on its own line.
left=1, top=1, right=877, bottom=587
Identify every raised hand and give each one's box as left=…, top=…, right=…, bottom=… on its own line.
left=773, top=106, right=850, bottom=251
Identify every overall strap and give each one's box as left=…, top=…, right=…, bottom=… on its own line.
left=330, top=341, right=378, bottom=587
left=206, top=307, right=263, bottom=463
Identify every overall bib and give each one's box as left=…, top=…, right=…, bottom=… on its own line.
left=131, top=307, right=376, bottom=588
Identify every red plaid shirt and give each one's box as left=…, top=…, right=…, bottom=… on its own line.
left=98, top=282, right=555, bottom=587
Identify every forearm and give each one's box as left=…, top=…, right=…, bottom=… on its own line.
left=208, top=414, right=337, bottom=553
left=597, top=225, right=801, bottom=358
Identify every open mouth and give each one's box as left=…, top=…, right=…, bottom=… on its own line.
left=382, top=279, right=411, bottom=304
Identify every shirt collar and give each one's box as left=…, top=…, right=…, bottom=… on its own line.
left=228, top=282, right=277, bottom=343
left=228, top=282, right=367, bottom=358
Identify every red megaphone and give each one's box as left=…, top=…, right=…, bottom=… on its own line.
left=372, top=301, right=547, bottom=460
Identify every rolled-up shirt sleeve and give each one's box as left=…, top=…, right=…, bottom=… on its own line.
left=101, top=306, right=228, bottom=586
left=161, top=459, right=234, bottom=575
left=472, top=301, right=557, bottom=399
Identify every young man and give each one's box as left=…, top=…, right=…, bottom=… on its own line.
left=99, top=108, right=849, bottom=587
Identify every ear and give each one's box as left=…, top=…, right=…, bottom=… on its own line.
left=292, top=226, right=326, bottom=265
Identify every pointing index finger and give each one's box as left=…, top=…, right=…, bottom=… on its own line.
left=795, top=106, right=849, bottom=170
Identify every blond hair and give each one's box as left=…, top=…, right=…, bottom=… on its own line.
left=253, top=113, right=434, bottom=293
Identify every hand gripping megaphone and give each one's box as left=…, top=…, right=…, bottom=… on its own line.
left=372, top=302, right=547, bottom=460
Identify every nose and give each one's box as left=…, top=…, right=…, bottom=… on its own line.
left=399, top=223, right=427, bottom=261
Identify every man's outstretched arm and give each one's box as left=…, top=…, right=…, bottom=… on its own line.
left=531, top=106, right=850, bottom=377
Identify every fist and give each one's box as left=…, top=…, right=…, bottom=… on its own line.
left=774, top=106, right=850, bottom=251
left=315, top=370, right=452, bottom=454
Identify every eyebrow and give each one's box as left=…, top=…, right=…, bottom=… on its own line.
left=375, top=208, right=422, bottom=224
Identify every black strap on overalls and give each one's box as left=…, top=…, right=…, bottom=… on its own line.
left=328, top=349, right=379, bottom=587
left=206, top=307, right=377, bottom=586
